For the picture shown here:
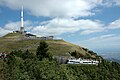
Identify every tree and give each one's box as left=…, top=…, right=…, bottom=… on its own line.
left=22, top=50, right=36, bottom=60
left=69, top=51, right=81, bottom=59
left=36, top=41, right=52, bottom=60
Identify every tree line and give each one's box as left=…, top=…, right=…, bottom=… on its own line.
left=0, top=41, right=120, bottom=80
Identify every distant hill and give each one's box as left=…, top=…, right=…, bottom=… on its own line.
left=100, top=53, right=120, bottom=64
left=0, top=33, right=99, bottom=58
left=106, top=58, right=120, bottom=64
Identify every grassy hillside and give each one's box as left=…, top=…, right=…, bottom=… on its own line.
left=1, top=33, right=120, bottom=80
left=0, top=33, right=97, bottom=58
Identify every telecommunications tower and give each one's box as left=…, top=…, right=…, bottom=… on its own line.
left=20, top=5, right=24, bottom=34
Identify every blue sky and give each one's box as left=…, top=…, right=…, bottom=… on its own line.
left=0, top=0, right=120, bottom=58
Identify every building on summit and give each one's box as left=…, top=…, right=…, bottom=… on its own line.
left=13, top=5, right=54, bottom=40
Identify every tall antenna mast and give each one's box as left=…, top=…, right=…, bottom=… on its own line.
left=21, top=5, right=23, bottom=28
left=20, top=1, right=24, bottom=34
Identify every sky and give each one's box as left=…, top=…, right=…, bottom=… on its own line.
left=0, top=0, right=120, bottom=58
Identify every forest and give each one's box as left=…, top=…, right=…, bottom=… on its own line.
left=0, top=41, right=120, bottom=80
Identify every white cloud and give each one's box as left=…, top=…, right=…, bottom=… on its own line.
left=1, top=17, right=120, bottom=37
left=31, top=18, right=104, bottom=36
left=0, top=0, right=21, bottom=10
left=0, top=20, right=34, bottom=37
left=87, top=34, right=116, bottom=40
left=99, top=0, right=120, bottom=7
left=0, top=0, right=120, bottom=18
left=107, top=18, right=120, bottom=29
left=78, top=34, right=120, bottom=49
left=0, top=0, right=104, bottom=18
left=0, top=27, right=11, bottom=36
left=4, top=20, right=33, bottom=31
left=80, top=29, right=104, bottom=35
left=0, top=18, right=105, bottom=37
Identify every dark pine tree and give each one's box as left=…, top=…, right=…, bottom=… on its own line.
left=36, top=41, right=52, bottom=60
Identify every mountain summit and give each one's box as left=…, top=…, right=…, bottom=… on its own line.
left=0, top=33, right=99, bottom=59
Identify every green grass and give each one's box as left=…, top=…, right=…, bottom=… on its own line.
left=0, top=33, right=97, bottom=58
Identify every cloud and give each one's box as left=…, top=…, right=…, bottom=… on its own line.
left=0, top=0, right=105, bottom=18
left=80, top=29, right=104, bottom=35
left=0, top=0, right=21, bottom=10
left=87, top=34, right=116, bottom=40
left=107, top=18, right=120, bottom=29
left=0, top=18, right=105, bottom=37
left=2, top=17, right=120, bottom=37
left=1, top=17, right=120, bottom=37
left=4, top=20, right=33, bottom=31
left=0, top=20, right=34, bottom=37
left=0, top=27, right=11, bottom=36
left=99, top=0, right=120, bottom=7
left=78, top=34, right=120, bottom=49
left=0, top=0, right=120, bottom=18
left=79, top=34, right=120, bottom=57
left=113, top=0, right=120, bottom=6
left=31, top=18, right=104, bottom=36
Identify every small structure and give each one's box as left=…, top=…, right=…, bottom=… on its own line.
left=67, top=58, right=99, bottom=65
left=53, top=56, right=99, bottom=65
left=47, top=36, right=54, bottom=40
left=25, top=33, right=36, bottom=38
left=38, top=36, right=54, bottom=40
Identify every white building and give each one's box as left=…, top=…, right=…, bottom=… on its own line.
left=67, top=58, right=99, bottom=65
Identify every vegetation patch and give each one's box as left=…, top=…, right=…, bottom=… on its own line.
left=0, top=41, right=120, bottom=80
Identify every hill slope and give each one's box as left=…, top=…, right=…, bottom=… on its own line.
left=0, top=33, right=98, bottom=58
